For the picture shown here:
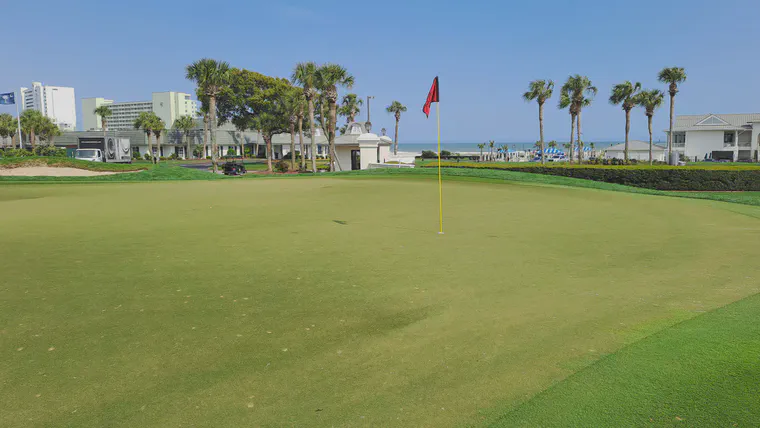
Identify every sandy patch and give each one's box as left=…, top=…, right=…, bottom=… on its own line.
left=0, top=167, right=129, bottom=177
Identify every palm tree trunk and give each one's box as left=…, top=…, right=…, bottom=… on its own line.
left=102, top=119, right=107, bottom=141
left=624, top=108, right=631, bottom=162
left=147, top=132, right=153, bottom=161
left=329, top=100, right=337, bottom=172
left=209, top=96, right=218, bottom=173
left=203, top=115, right=209, bottom=159
left=569, top=114, right=575, bottom=163
left=577, top=110, right=583, bottom=162
left=155, top=133, right=161, bottom=164
left=289, top=121, right=296, bottom=171
left=539, top=101, right=545, bottom=164
left=186, top=132, right=191, bottom=160
left=394, top=117, right=400, bottom=155
left=31, top=129, right=36, bottom=149
left=648, top=115, right=653, bottom=165
left=265, top=134, right=273, bottom=173
left=668, top=93, right=675, bottom=163
left=298, top=114, right=305, bottom=170
left=308, top=98, right=316, bottom=173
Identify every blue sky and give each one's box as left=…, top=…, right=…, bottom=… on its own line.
left=3, top=0, right=759, bottom=143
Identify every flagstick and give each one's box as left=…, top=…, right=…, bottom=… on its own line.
left=436, top=102, right=444, bottom=235
left=15, top=95, right=22, bottom=149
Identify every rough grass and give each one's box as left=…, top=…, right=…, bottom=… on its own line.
left=4, top=164, right=760, bottom=208
left=2, top=177, right=760, bottom=427
left=333, top=167, right=760, bottom=207
left=0, top=162, right=221, bottom=182
left=490, top=292, right=760, bottom=427
left=418, top=159, right=760, bottom=171
left=0, top=157, right=145, bottom=172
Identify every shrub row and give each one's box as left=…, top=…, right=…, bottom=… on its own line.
left=424, top=163, right=760, bottom=191
left=1, top=146, right=67, bottom=158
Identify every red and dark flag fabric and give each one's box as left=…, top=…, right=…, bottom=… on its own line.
left=422, top=76, right=439, bottom=118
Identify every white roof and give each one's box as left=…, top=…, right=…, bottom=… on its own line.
left=670, top=113, right=760, bottom=132
left=606, top=140, right=666, bottom=152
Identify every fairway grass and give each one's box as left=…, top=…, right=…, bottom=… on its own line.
left=490, top=292, right=760, bottom=427
left=2, top=178, right=760, bottom=426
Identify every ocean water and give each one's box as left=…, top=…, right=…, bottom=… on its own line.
left=398, top=142, right=624, bottom=154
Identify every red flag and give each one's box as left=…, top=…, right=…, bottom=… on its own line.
left=422, top=76, right=439, bottom=118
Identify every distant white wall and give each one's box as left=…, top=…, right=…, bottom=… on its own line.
left=685, top=130, right=725, bottom=159
left=605, top=150, right=665, bottom=162
left=335, top=146, right=353, bottom=171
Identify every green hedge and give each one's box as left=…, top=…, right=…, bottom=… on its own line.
left=422, top=162, right=760, bottom=191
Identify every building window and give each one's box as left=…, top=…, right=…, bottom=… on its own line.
left=723, top=132, right=735, bottom=146
left=673, top=132, right=686, bottom=148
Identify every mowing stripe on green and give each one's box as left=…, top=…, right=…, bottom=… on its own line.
left=489, top=292, right=760, bottom=427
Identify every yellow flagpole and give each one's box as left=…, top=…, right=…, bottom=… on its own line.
left=436, top=102, right=443, bottom=235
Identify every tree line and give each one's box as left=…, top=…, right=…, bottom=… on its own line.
left=183, top=59, right=408, bottom=174
left=523, top=67, right=687, bottom=165
left=0, top=110, right=63, bottom=148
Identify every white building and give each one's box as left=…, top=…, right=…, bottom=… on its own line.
left=332, top=122, right=392, bottom=171
left=81, top=97, right=114, bottom=131
left=605, top=140, right=667, bottom=162
left=20, top=82, right=77, bottom=131
left=51, top=121, right=395, bottom=167
left=666, top=113, right=760, bottom=161
left=81, top=92, right=198, bottom=131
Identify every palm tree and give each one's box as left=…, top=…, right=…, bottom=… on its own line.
left=558, top=91, right=576, bottom=163
left=339, top=93, right=363, bottom=124
left=197, top=95, right=210, bottom=159
left=548, top=141, right=558, bottom=148
left=173, top=115, right=196, bottom=160
left=575, top=95, right=593, bottom=162
left=499, top=144, right=510, bottom=160
left=316, top=63, right=354, bottom=172
left=385, top=101, right=407, bottom=155
left=0, top=113, right=14, bottom=148
left=38, top=117, right=62, bottom=146
left=134, top=112, right=155, bottom=162
left=561, top=75, right=597, bottom=163
left=292, top=62, right=319, bottom=173
left=523, top=80, right=554, bottom=164
left=488, top=140, right=495, bottom=160
left=284, top=88, right=304, bottom=170
left=152, top=116, right=166, bottom=163
left=634, top=89, right=665, bottom=165
left=658, top=67, right=687, bottom=159
left=609, top=81, right=642, bottom=162
left=296, top=99, right=306, bottom=170
left=20, top=109, right=44, bottom=149
left=477, top=143, right=486, bottom=160
left=186, top=58, right=231, bottom=173
left=93, top=105, right=112, bottom=140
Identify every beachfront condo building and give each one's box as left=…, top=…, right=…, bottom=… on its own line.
left=82, top=92, right=199, bottom=131
left=20, top=82, right=77, bottom=131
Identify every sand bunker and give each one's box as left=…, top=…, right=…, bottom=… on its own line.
left=0, top=167, right=129, bottom=177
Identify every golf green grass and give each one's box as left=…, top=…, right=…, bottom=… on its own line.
left=2, top=176, right=759, bottom=427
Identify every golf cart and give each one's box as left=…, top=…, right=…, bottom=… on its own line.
left=222, top=156, right=247, bottom=176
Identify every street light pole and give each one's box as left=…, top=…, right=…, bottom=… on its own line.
left=365, top=95, right=374, bottom=132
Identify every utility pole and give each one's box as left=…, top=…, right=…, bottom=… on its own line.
left=365, top=95, right=374, bottom=132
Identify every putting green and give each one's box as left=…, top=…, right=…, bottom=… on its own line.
left=1, top=177, right=759, bottom=427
